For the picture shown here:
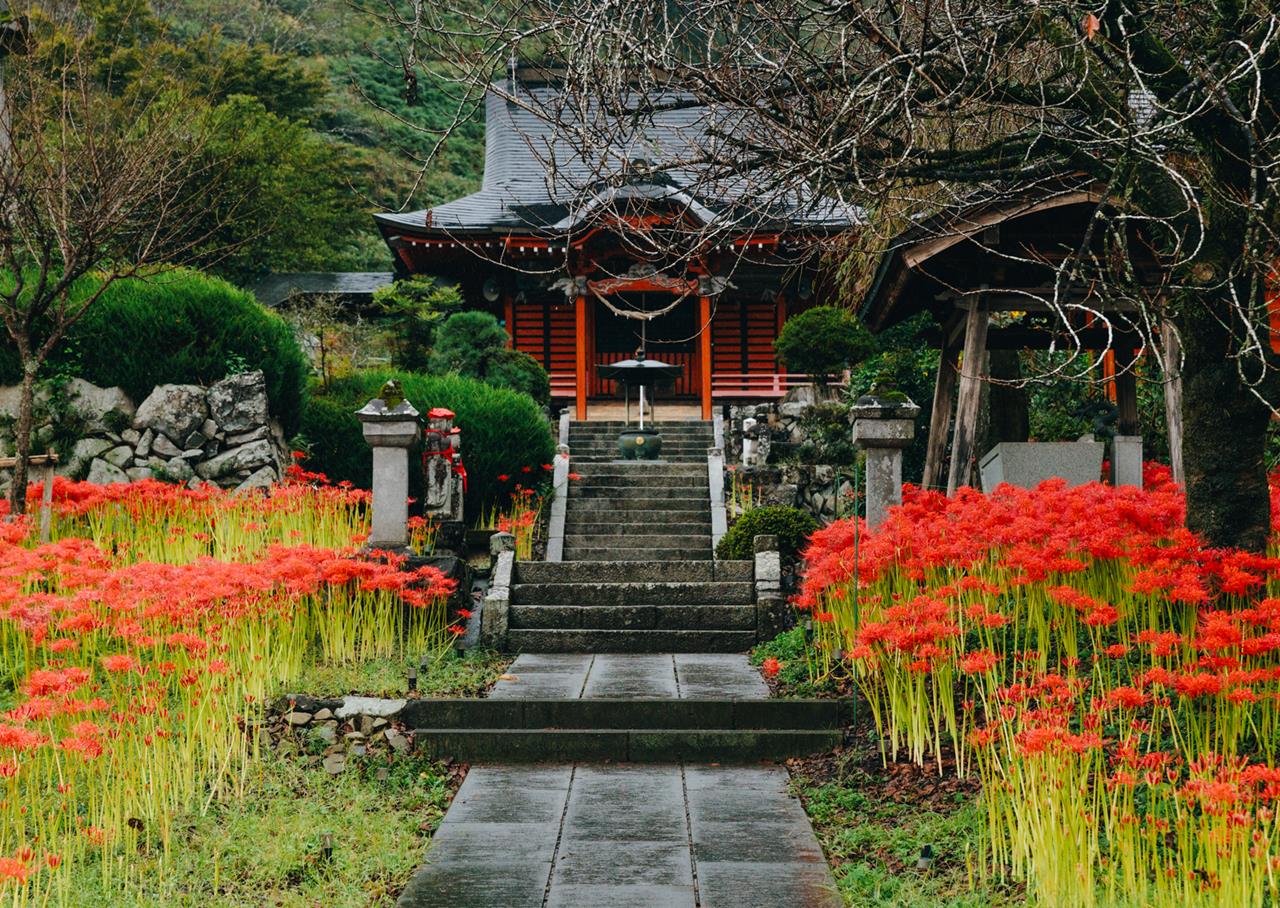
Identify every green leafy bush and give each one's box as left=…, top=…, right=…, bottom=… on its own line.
left=484, top=349, right=551, bottom=404
left=429, top=311, right=510, bottom=376
left=715, top=505, right=819, bottom=561
left=0, top=269, right=308, bottom=435
left=775, top=306, right=875, bottom=382
left=428, top=310, right=551, bottom=404
left=298, top=369, right=555, bottom=511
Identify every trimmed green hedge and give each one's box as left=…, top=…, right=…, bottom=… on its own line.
left=298, top=369, right=555, bottom=512
left=0, top=269, right=308, bottom=435
left=716, top=505, right=819, bottom=562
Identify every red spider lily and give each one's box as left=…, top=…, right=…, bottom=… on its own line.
left=798, top=466, right=1280, bottom=904
left=761, top=657, right=780, bottom=679
left=0, top=479, right=455, bottom=900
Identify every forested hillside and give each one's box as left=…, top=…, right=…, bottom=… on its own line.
left=89, top=0, right=485, bottom=279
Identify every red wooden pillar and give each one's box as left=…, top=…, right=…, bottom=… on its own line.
left=575, top=294, right=589, bottom=420
left=502, top=295, right=515, bottom=348
left=699, top=295, right=713, bottom=419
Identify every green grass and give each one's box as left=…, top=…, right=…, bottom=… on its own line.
left=751, top=627, right=850, bottom=698
left=67, top=749, right=459, bottom=907
left=792, top=740, right=1022, bottom=908
left=284, top=647, right=511, bottom=699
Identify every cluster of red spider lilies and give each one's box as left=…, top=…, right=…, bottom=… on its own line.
left=0, top=478, right=454, bottom=903
left=799, top=464, right=1280, bottom=907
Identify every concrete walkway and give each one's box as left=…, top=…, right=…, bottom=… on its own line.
left=488, top=653, right=770, bottom=700
left=398, top=654, right=840, bottom=907
left=397, top=763, right=840, bottom=908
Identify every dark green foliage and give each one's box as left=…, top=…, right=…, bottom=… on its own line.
left=428, top=311, right=552, bottom=405
left=0, top=269, right=308, bottom=435
left=716, top=505, right=819, bottom=562
left=189, top=96, right=371, bottom=281
left=846, top=315, right=938, bottom=485
left=749, top=628, right=845, bottom=698
left=788, top=402, right=857, bottom=465
left=429, top=311, right=510, bottom=376
left=775, top=306, right=875, bottom=381
left=484, top=349, right=552, bottom=405
left=299, top=369, right=555, bottom=511
left=372, top=277, right=465, bottom=372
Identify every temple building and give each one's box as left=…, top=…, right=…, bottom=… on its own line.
left=374, top=69, right=861, bottom=419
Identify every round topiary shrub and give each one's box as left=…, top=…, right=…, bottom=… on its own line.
left=429, top=310, right=510, bottom=376
left=484, top=348, right=551, bottom=405
left=774, top=306, right=875, bottom=383
left=715, top=505, right=820, bottom=562
left=299, top=369, right=555, bottom=512
left=1, top=269, right=308, bottom=435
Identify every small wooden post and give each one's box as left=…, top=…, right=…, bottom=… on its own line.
left=923, top=334, right=960, bottom=492
left=699, top=295, right=713, bottom=419
left=0, top=451, right=59, bottom=541
left=947, top=299, right=990, bottom=495
left=574, top=293, right=589, bottom=421
left=1161, top=321, right=1184, bottom=485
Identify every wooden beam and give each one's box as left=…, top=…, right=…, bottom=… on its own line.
left=1114, top=345, right=1139, bottom=435
left=1162, top=321, right=1184, bottom=485
left=923, top=335, right=960, bottom=492
left=947, top=299, right=990, bottom=495
left=699, top=295, right=713, bottom=420
left=574, top=294, right=589, bottom=421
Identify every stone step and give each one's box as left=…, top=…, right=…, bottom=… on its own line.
left=571, top=455, right=707, bottom=464
left=510, top=603, right=756, bottom=631
left=511, top=581, right=753, bottom=606
left=506, top=628, right=758, bottom=652
left=400, top=697, right=846, bottom=730
left=572, top=470, right=709, bottom=482
left=573, top=483, right=708, bottom=499
left=565, top=496, right=708, bottom=512
left=562, top=520, right=712, bottom=535
left=561, top=537, right=713, bottom=556
left=516, top=560, right=750, bottom=584
left=565, top=548, right=712, bottom=562
left=411, top=727, right=840, bottom=762
left=571, top=441, right=711, bottom=451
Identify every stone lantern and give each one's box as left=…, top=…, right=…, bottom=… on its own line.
left=850, top=394, right=920, bottom=530
left=356, top=386, right=420, bottom=550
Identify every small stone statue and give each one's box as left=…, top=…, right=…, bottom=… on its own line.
left=422, top=407, right=464, bottom=526
left=379, top=380, right=406, bottom=411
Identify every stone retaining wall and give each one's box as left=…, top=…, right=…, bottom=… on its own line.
left=0, top=370, right=289, bottom=494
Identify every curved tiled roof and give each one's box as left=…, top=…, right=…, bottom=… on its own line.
left=375, top=83, right=863, bottom=237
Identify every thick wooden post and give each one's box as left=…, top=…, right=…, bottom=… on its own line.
left=946, top=299, right=990, bottom=495
left=699, top=295, right=713, bottom=419
left=1114, top=342, right=1139, bottom=436
left=1161, top=321, right=1184, bottom=485
left=574, top=294, right=589, bottom=421
left=502, top=295, right=515, bottom=348
left=923, top=335, right=960, bottom=492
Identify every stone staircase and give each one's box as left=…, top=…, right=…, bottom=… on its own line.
left=501, top=419, right=756, bottom=653
left=506, top=560, right=757, bottom=653
left=564, top=420, right=713, bottom=562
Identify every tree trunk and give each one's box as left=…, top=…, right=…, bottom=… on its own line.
left=6, top=362, right=37, bottom=517
left=1179, top=308, right=1273, bottom=552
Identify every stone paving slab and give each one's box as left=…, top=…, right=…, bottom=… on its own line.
left=396, top=763, right=841, bottom=908
left=489, top=653, right=769, bottom=700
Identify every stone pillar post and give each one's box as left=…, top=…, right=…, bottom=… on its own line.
left=1111, top=435, right=1143, bottom=488
left=356, top=395, right=421, bottom=550
left=850, top=395, right=920, bottom=530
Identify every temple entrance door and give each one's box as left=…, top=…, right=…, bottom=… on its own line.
left=591, top=294, right=699, bottom=400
